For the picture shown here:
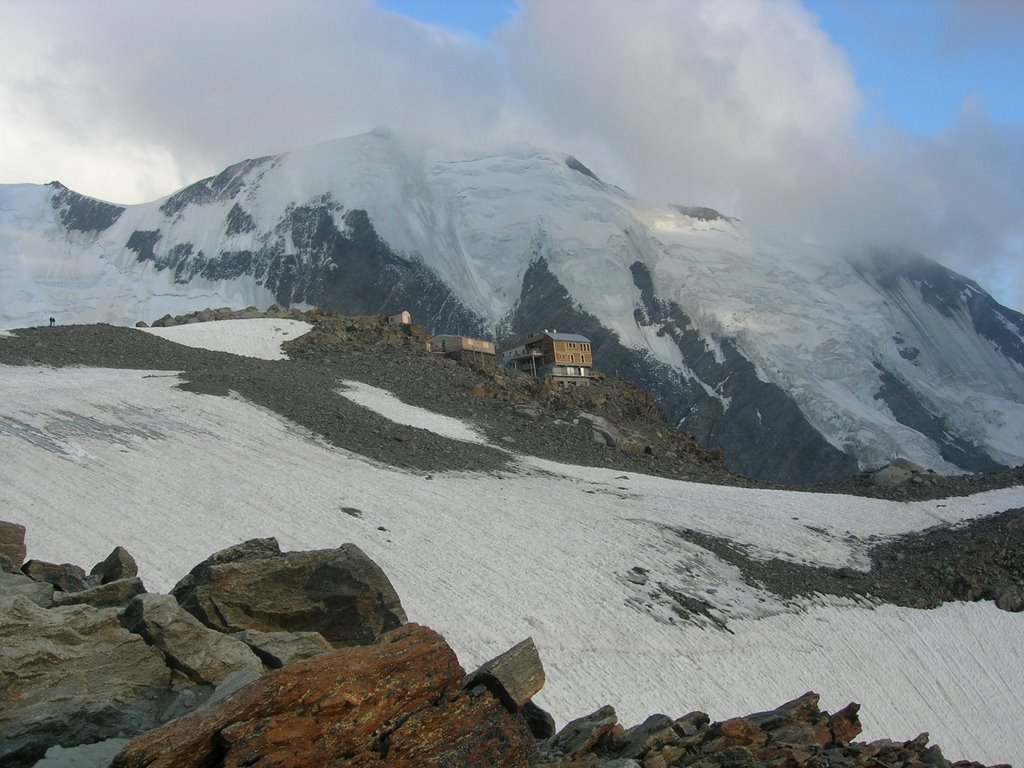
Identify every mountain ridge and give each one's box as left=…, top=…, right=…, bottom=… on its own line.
left=3, top=130, right=1023, bottom=482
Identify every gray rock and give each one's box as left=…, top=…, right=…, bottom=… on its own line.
left=22, top=560, right=88, bottom=593
left=0, top=570, right=54, bottom=606
left=32, top=738, right=131, bottom=768
left=233, top=629, right=333, bottom=668
left=463, top=637, right=545, bottom=710
left=90, top=547, right=138, bottom=585
left=0, top=596, right=169, bottom=768
left=118, top=593, right=264, bottom=685
left=53, top=577, right=146, bottom=609
left=0, top=520, right=27, bottom=571
left=170, top=540, right=407, bottom=646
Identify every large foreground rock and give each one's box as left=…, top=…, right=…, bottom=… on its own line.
left=0, top=596, right=170, bottom=768
left=170, top=538, right=407, bottom=645
left=112, top=623, right=536, bottom=768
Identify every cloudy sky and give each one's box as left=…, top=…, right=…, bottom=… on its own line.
left=2, top=0, right=1022, bottom=309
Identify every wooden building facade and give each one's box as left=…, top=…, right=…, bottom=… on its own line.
left=429, top=334, right=497, bottom=369
left=498, top=331, right=593, bottom=386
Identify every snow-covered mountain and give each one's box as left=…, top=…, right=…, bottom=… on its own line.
left=3, top=129, right=1023, bottom=483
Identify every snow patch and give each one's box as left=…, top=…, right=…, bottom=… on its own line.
left=336, top=380, right=489, bottom=445
left=140, top=318, right=312, bottom=360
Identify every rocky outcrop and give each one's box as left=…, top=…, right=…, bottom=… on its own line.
left=170, top=538, right=407, bottom=645
left=0, top=528, right=418, bottom=765
left=112, top=624, right=537, bottom=768
left=0, top=596, right=170, bottom=768
left=534, top=693, right=958, bottom=768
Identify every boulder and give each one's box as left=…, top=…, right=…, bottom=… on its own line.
left=90, top=546, right=138, bottom=584
left=53, top=576, right=146, bottom=609
left=233, top=629, right=334, bottom=668
left=0, top=520, right=26, bottom=570
left=464, top=637, right=546, bottom=710
left=112, top=624, right=536, bottom=768
left=119, top=593, right=264, bottom=685
left=21, top=559, right=88, bottom=592
left=170, top=539, right=407, bottom=646
left=0, top=570, right=54, bottom=606
left=0, top=596, right=170, bottom=768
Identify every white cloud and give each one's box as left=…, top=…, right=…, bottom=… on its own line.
left=0, top=0, right=1021, bottom=308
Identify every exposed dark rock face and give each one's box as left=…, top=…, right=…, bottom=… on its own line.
left=874, top=364, right=1006, bottom=473
left=663, top=506, right=1024, bottom=619
left=126, top=229, right=162, bottom=262
left=48, top=182, right=125, bottom=232
left=669, top=204, right=734, bottom=222
left=499, top=258, right=857, bottom=484
left=224, top=202, right=256, bottom=235
left=159, top=156, right=277, bottom=218
left=565, top=155, right=600, bottom=181
left=857, top=248, right=1024, bottom=368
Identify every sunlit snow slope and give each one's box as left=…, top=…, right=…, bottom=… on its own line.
left=3, top=131, right=1024, bottom=482
left=1, top=320, right=1021, bottom=764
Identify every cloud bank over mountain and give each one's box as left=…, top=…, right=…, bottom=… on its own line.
left=1, top=0, right=1021, bottom=308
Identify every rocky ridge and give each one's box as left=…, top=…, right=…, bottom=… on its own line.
left=0, top=521, right=1009, bottom=768
left=3, top=307, right=1023, bottom=497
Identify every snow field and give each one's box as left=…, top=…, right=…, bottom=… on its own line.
left=2, top=358, right=1023, bottom=764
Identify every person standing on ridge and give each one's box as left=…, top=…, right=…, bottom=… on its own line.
left=48, top=317, right=55, bottom=327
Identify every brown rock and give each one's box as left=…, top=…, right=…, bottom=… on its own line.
left=112, top=623, right=535, bottom=768
left=0, top=521, right=26, bottom=571
left=829, top=701, right=862, bottom=744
